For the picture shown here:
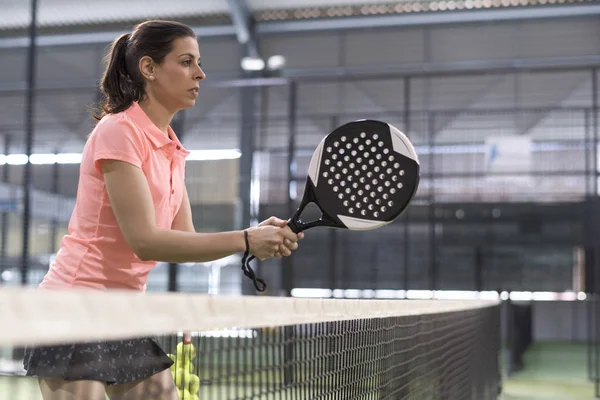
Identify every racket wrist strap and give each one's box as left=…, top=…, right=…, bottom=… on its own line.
left=241, top=230, right=266, bottom=292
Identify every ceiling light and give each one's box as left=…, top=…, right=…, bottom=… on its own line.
left=267, top=55, right=286, bottom=70
left=241, top=57, right=265, bottom=72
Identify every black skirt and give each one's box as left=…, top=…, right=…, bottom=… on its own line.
left=23, top=337, right=174, bottom=386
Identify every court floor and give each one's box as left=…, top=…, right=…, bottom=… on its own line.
left=500, top=342, right=595, bottom=400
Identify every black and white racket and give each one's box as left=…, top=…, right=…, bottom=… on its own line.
left=242, top=119, right=420, bottom=291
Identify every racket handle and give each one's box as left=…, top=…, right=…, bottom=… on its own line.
left=287, top=218, right=302, bottom=234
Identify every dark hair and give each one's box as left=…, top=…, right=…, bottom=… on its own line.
left=93, top=20, right=196, bottom=121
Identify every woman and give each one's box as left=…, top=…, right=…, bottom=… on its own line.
left=23, top=20, right=302, bottom=400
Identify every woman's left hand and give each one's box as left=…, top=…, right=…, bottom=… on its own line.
left=258, top=216, right=304, bottom=258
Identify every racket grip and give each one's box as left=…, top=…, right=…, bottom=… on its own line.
left=287, top=218, right=302, bottom=234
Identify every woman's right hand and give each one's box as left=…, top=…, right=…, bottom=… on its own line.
left=246, top=225, right=300, bottom=261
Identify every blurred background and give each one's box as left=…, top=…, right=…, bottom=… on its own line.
left=1, top=0, right=600, bottom=398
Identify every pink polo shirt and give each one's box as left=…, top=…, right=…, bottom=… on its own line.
left=39, top=102, right=189, bottom=292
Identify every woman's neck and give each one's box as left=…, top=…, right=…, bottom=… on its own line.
left=137, top=98, right=174, bottom=135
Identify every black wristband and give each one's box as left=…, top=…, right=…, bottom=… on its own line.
left=243, top=230, right=250, bottom=253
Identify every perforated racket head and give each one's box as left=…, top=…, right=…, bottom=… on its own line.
left=288, top=119, right=420, bottom=233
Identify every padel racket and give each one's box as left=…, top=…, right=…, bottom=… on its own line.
left=242, top=119, right=420, bottom=291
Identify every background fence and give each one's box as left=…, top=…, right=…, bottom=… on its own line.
left=0, top=75, right=599, bottom=296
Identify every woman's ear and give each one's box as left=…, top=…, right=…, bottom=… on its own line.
left=138, top=56, right=156, bottom=81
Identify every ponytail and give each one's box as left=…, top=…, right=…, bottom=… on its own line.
left=93, top=33, right=144, bottom=121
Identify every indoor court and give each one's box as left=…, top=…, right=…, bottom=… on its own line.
left=1, top=0, right=599, bottom=399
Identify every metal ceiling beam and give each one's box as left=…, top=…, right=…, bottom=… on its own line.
left=257, top=4, right=600, bottom=35
left=227, top=0, right=257, bottom=55
left=0, top=25, right=236, bottom=49
left=2, top=4, right=599, bottom=49
left=2, top=55, right=600, bottom=94
left=0, top=76, right=288, bottom=94
left=281, top=55, right=600, bottom=81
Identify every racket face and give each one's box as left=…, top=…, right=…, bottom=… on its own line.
left=294, top=119, right=420, bottom=232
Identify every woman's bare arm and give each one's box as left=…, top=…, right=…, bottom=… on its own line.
left=101, top=159, right=297, bottom=262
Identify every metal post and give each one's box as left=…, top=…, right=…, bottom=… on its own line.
left=428, top=111, right=437, bottom=290
left=586, top=109, right=591, bottom=197
left=239, top=86, right=256, bottom=232
left=168, top=111, right=185, bottom=292
left=281, top=83, right=298, bottom=389
left=596, top=246, right=600, bottom=397
left=584, top=108, right=594, bottom=381
left=48, top=147, right=60, bottom=255
left=590, top=69, right=600, bottom=397
left=258, top=86, right=269, bottom=152
left=475, top=246, right=483, bottom=291
left=329, top=116, right=340, bottom=292
left=282, top=81, right=297, bottom=297
left=592, top=68, right=600, bottom=395
left=590, top=244, right=599, bottom=388
left=0, top=135, right=10, bottom=282
left=403, top=77, right=411, bottom=291
left=403, top=77, right=411, bottom=132
left=371, top=247, right=379, bottom=289
left=20, top=0, right=39, bottom=285
left=234, top=1, right=260, bottom=289
left=252, top=85, right=269, bottom=286
left=588, top=247, right=594, bottom=381
left=238, top=81, right=257, bottom=295
left=593, top=68, right=598, bottom=197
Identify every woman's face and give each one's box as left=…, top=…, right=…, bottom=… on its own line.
left=144, top=36, right=206, bottom=112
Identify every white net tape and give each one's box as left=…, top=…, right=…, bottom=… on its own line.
left=0, top=286, right=499, bottom=347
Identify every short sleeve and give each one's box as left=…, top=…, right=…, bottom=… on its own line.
left=91, top=115, right=147, bottom=173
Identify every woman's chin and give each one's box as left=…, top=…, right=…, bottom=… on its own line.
left=178, top=98, right=197, bottom=110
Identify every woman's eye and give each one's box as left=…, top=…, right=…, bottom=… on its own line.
left=182, top=60, right=191, bottom=66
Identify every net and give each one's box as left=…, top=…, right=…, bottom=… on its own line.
left=0, top=287, right=501, bottom=399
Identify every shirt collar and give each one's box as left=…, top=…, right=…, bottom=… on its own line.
left=126, top=102, right=190, bottom=157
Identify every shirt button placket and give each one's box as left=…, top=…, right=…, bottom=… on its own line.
left=170, top=153, right=176, bottom=198
left=169, top=150, right=175, bottom=197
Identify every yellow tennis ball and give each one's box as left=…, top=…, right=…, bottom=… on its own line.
left=176, top=342, right=196, bottom=361
left=180, top=360, right=196, bottom=377
left=181, top=389, right=199, bottom=400
left=188, top=374, right=200, bottom=395
left=168, top=352, right=185, bottom=370
left=173, top=368, right=191, bottom=389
